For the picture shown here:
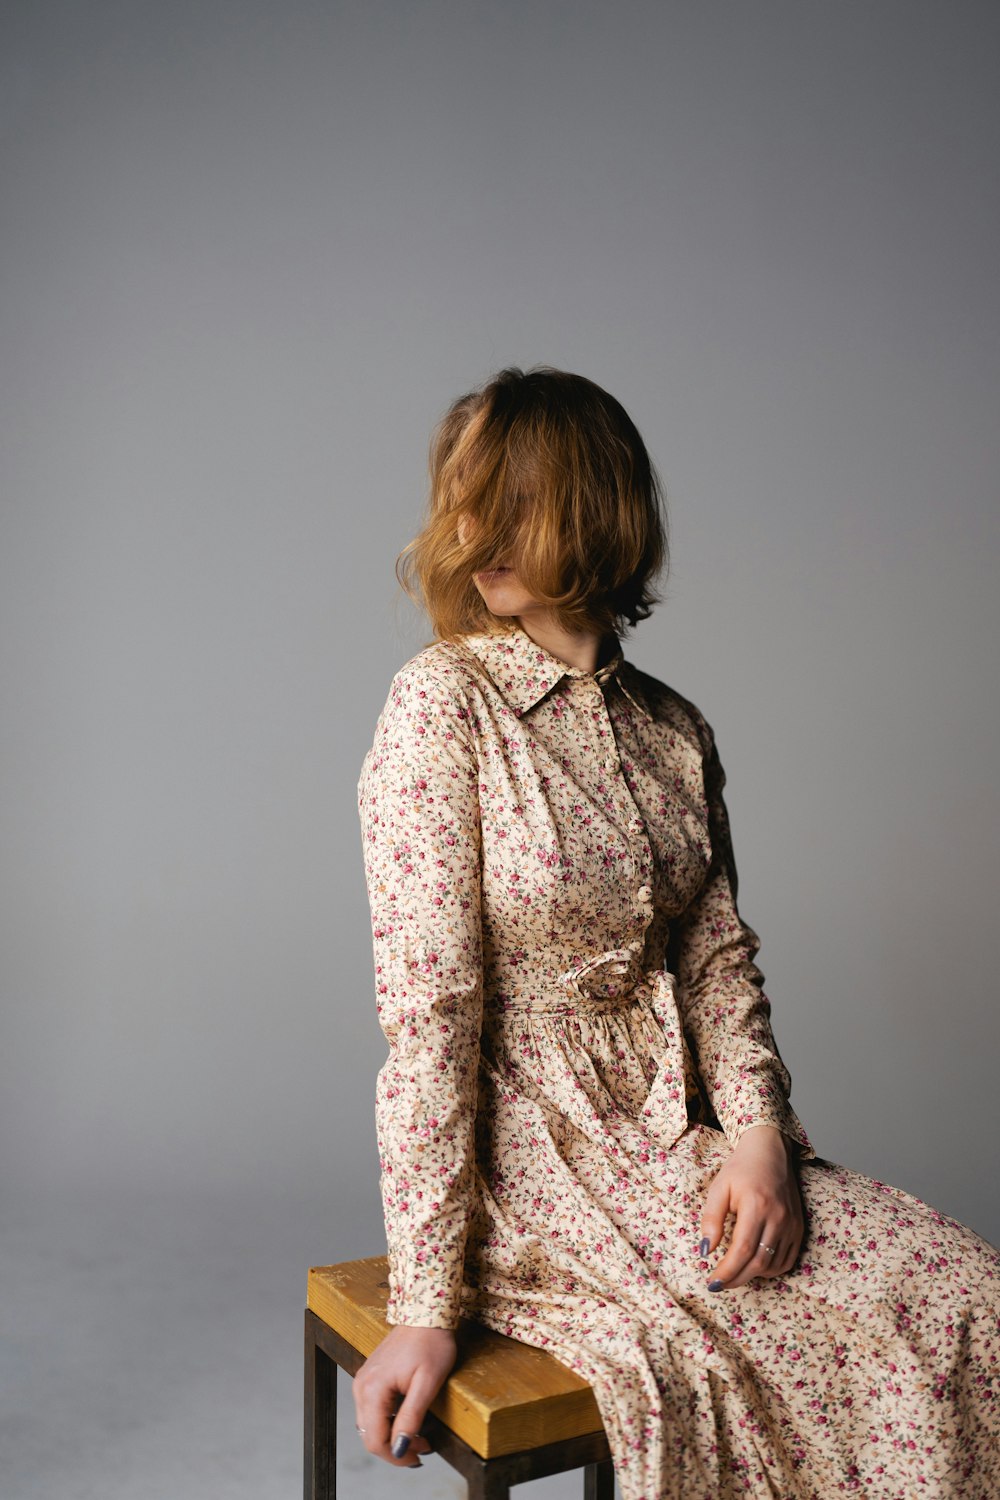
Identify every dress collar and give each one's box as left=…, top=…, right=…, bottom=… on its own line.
left=454, top=621, right=652, bottom=720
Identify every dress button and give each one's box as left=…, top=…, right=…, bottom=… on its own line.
left=637, top=885, right=653, bottom=903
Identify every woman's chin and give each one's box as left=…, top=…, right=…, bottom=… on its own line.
left=474, top=576, right=531, bottom=611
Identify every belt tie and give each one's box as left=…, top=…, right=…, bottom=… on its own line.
left=636, top=966, right=692, bottom=1152
left=558, top=951, right=693, bottom=1151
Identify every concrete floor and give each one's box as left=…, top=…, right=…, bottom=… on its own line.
left=3, top=1180, right=618, bottom=1499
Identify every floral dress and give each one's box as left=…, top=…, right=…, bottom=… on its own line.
left=356, top=620, right=1000, bottom=1500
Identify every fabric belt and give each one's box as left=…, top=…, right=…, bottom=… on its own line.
left=490, top=948, right=671, bottom=1012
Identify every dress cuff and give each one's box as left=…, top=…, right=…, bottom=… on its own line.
left=725, top=1103, right=817, bottom=1162
left=384, top=1252, right=465, bottom=1330
left=385, top=1286, right=462, bottom=1330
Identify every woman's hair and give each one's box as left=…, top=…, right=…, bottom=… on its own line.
left=396, top=365, right=669, bottom=642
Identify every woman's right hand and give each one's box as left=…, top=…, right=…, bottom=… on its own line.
left=353, top=1324, right=458, bottom=1468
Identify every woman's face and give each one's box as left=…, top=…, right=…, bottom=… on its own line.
left=457, top=513, right=541, bottom=616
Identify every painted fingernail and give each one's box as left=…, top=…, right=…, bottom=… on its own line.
left=391, top=1433, right=411, bottom=1458
left=698, top=1237, right=710, bottom=1258
left=407, top=1459, right=423, bottom=1469
left=707, top=1279, right=725, bottom=1292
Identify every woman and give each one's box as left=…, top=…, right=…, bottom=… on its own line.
left=354, top=366, right=1000, bottom=1496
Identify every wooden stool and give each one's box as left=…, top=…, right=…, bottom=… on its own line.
left=305, top=1256, right=615, bottom=1499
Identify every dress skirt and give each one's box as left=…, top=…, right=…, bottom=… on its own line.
left=459, top=982, right=1000, bottom=1500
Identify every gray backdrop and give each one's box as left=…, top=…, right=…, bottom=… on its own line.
left=3, top=3, right=998, bottom=1497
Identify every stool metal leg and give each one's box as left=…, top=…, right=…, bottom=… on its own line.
left=584, top=1457, right=615, bottom=1499
left=466, top=1469, right=509, bottom=1499
left=304, top=1310, right=337, bottom=1500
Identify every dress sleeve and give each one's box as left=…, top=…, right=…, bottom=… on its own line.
left=357, top=660, right=483, bottom=1329
left=672, top=717, right=817, bottom=1162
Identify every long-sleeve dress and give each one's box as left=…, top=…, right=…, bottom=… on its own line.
left=356, top=619, right=1000, bottom=1500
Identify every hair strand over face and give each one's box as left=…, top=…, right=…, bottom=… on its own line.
left=395, top=365, right=670, bottom=643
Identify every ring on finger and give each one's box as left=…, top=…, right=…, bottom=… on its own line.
left=758, top=1241, right=777, bottom=1257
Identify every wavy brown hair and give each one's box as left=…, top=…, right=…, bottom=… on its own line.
left=396, top=366, right=669, bottom=643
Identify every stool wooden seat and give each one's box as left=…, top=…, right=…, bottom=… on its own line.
left=305, top=1256, right=615, bottom=1498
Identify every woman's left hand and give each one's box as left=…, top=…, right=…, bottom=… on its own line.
left=699, top=1124, right=805, bottom=1289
